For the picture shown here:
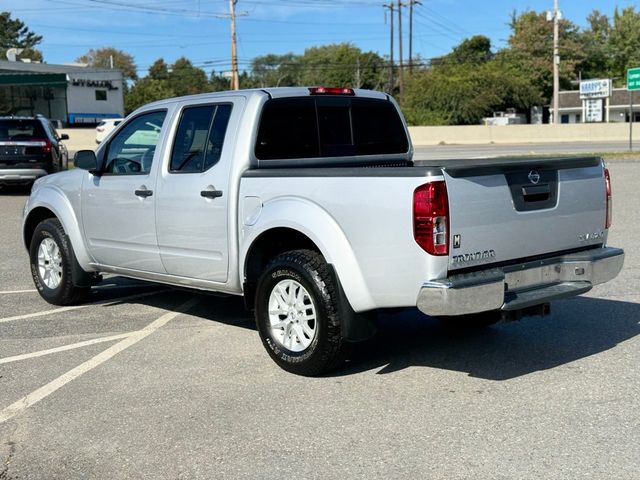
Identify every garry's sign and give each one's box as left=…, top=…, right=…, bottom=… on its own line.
left=580, top=79, right=611, bottom=99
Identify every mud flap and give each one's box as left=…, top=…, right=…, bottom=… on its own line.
left=327, top=264, right=377, bottom=342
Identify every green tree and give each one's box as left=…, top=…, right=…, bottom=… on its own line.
left=579, top=10, right=613, bottom=80
left=608, top=7, right=640, bottom=84
left=403, top=63, right=539, bottom=125
left=166, top=57, right=209, bottom=97
left=0, top=12, right=43, bottom=61
left=209, top=71, right=231, bottom=92
left=433, top=35, right=493, bottom=66
left=499, top=10, right=585, bottom=102
left=251, top=53, right=301, bottom=87
left=76, top=47, right=138, bottom=81
left=124, top=78, right=174, bottom=114
left=148, top=58, right=169, bottom=80
left=298, top=43, right=387, bottom=90
left=402, top=36, right=541, bottom=126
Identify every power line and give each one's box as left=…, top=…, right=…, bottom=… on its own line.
left=83, top=0, right=228, bottom=17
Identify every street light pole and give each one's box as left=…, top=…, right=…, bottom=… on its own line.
left=384, top=3, right=395, bottom=94
left=229, top=0, right=239, bottom=90
left=409, top=1, right=421, bottom=73
left=552, top=0, right=560, bottom=124
left=397, top=0, right=404, bottom=96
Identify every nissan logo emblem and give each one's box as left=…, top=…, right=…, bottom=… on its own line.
left=528, top=170, right=541, bottom=184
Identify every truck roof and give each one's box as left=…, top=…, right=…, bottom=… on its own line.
left=138, top=87, right=389, bottom=111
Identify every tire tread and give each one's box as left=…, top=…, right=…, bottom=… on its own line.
left=256, top=249, right=346, bottom=376
left=30, top=218, right=90, bottom=306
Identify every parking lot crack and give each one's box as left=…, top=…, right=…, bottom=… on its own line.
left=0, top=440, right=16, bottom=480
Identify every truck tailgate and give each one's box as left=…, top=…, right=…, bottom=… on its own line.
left=441, top=157, right=607, bottom=271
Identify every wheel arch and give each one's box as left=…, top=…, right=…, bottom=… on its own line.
left=23, top=206, right=57, bottom=250
left=23, top=187, right=93, bottom=270
left=241, top=197, right=376, bottom=313
left=244, top=227, right=319, bottom=288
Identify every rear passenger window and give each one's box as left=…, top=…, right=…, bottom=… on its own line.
left=255, top=96, right=408, bottom=161
left=255, top=98, right=319, bottom=160
left=170, top=104, right=232, bottom=173
left=351, top=98, right=409, bottom=155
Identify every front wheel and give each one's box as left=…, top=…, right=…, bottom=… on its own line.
left=255, top=250, right=347, bottom=376
left=29, top=218, right=90, bottom=305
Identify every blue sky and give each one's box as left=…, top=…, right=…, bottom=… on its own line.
left=3, top=0, right=637, bottom=77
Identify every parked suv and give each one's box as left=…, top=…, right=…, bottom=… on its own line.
left=0, top=115, right=69, bottom=186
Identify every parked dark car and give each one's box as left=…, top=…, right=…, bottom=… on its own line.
left=0, top=115, right=69, bottom=186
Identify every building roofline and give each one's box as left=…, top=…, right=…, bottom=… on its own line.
left=0, top=60, right=123, bottom=77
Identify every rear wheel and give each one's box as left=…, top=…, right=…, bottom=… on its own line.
left=255, top=250, right=347, bottom=376
left=29, top=218, right=90, bottom=305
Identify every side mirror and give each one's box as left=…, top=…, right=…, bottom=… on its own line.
left=74, top=150, right=99, bottom=174
left=59, top=133, right=70, bottom=140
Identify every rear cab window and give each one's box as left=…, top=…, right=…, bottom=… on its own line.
left=255, top=96, right=409, bottom=164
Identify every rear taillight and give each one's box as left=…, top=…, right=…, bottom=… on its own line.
left=605, top=167, right=612, bottom=229
left=413, top=181, right=449, bottom=256
left=31, top=138, right=52, bottom=153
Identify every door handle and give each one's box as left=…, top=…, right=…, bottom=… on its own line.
left=135, top=188, right=153, bottom=198
left=201, top=189, right=223, bottom=199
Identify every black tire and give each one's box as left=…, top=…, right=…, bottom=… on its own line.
left=29, top=218, right=90, bottom=306
left=438, top=311, right=502, bottom=330
left=255, top=249, right=346, bottom=376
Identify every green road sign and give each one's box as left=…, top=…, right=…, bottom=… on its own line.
left=628, top=67, right=640, bottom=90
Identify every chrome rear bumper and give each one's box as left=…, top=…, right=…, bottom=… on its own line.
left=417, top=247, right=624, bottom=317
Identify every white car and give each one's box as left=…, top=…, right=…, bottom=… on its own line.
left=95, top=118, right=124, bottom=144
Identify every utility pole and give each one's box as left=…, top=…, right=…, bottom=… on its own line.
left=409, top=0, right=420, bottom=73
left=397, top=0, right=404, bottom=96
left=229, top=0, right=239, bottom=90
left=552, top=0, right=560, bottom=124
left=383, top=3, right=394, bottom=94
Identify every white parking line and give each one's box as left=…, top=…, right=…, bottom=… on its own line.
left=0, top=333, right=133, bottom=365
left=0, top=305, right=90, bottom=324
left=0, top=289, right=167, bottom=324
left=0, top=296, right=199, bottom=424
left=0, top=289, right=37, bottom=294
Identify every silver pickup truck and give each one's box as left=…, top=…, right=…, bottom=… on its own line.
left=22, top=87, right=624, bottom=375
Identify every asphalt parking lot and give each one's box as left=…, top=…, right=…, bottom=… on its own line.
left=1, top=159, right=639, bottom=479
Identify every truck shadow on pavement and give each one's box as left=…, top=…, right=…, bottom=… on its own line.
left=100, top=286, right=639, bottom=381
left=339, top=296, right=640, bottom=380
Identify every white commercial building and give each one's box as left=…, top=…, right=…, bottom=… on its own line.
left=556, top=78, right=640, bottom=124
left=0, top=59, right=124, bottom=125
